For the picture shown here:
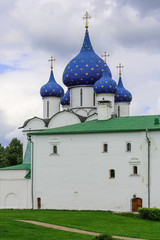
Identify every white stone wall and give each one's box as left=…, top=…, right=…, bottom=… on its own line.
left=96, top=94, right=115, bottom=120
left=0, top=170, right=31, bottom=209
left=115, top=102, right=130, bottom=117
left=31, top=130, right=159, bottom=211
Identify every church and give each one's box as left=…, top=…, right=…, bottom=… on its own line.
left=0, top=12, right=160, bottom=212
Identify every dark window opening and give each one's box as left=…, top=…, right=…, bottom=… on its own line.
left=80, top=89, right=83, bottom=106
left=110, top=169, right=115, bottom=178
left=47, top=101, right=49, bottom=118
left=103, top=144, right=108, bottom=152
left=93, top=92, right=96, bottom=106
left=133, top=166, right=138, bottom=174
left=118, top=106, right=120, bottom=117
left=127, top=143, right=131, bottom=152
left=53, top=145, right=57, bottom=154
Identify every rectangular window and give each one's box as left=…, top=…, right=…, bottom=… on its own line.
left=110, top=169, right=115, bottom=178
left=103, top=143, right=108, bottom=152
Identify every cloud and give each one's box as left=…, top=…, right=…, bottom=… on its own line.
left=119, top=0, right=160, bottom=14
left=0, top=109, right=16, bottom=146
left=0, top=0, right=160, bottom=146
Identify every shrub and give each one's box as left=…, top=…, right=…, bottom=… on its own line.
left=139, top=208, right=160, bottom=221
left=93, top=234, right=113, bottom=240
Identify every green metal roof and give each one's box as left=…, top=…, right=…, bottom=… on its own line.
left=23, top=141, right=31, bottom=165
left=24, top=170, right=31, bottom=179
left=0, top=164, right=31, bottom=170
left=30, top=115, right=160, bottom=135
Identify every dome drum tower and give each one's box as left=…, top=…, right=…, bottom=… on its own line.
left=40, top=58, right=64, bottom=119
left=43, top=97, right=61, bottom=118
left=62, top=14, right=112, bottom=117
left=69, top=86, right=96, bottom=116
left=93, top=53, right=118, bottom=120
left=115, top=64, right=132, bottom=117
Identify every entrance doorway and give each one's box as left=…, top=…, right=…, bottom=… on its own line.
left=37, top=197, right=41, bottom=209
left=132, top=198, right=142, bottom=212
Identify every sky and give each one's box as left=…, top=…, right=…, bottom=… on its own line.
left=0, top=0, right=160, bottom=146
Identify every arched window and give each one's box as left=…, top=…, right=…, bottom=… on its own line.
left=47, top=101, right=49, bottom=118
left=126, top=143, right=131, bottom=152
left=53, top=145, right=57, bottom=154
left=110, top=169, right=115, bottom=178
left=133, top=166, right=138, bottom=174
left=118, top=106, right=120, bottom=117
left=103, top=144, right=108, bottom=152
left=80, top=89, right=83, bottom=106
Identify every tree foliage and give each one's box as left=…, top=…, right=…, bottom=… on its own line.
left=93, top=234, right=113, bottom=240
left=0, top=138, right=23, bottom=168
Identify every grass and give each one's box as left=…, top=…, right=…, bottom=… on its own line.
left=0, top=218, right=93, bottom=240
left=1, top=209, right=160, bottom=240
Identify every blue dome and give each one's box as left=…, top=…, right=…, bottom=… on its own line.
left=61, top=89, right=70, bottom=105
left=93, top=65, right=117, bottom=94
left=115, top=76, right=132, bottom=102
left=63, top=28, right=112, bottom=88
left=40, top=70, right=64, bottom=98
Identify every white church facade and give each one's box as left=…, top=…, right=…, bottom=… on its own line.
left=0, top=12, right=160, bottom=212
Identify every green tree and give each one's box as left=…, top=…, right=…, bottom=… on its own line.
left=6, top=138, right=23, bottom=166
left=0, top=144, right=9, bottom=168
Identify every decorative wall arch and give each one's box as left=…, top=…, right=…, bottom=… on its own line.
left=5, top=193, right=18, bottom=209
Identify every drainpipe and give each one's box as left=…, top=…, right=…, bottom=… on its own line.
left=145, top=129, right=151, bottom=208
left=28, top=135, right=34, bottom=209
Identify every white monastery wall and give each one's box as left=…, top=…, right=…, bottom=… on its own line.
left=31, top=130, right=158, bottom=211
left=0, top=170, right=31, bottom=209
left=148, top=131, right=160, bottom=207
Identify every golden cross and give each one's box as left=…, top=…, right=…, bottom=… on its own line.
left=117, top=63, right=124, bottom=76
left=101, top=51, right=110, bottom=66
left=83, top=11, right=91, bottom=28
left=48, top=56, right=56, bottom=71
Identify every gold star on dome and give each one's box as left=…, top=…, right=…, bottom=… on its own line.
left=83, top=11, right=91, bottom=28
left=117, top=63, right=124, bottom=77
left=101, top=51, right=110, bottom=66
left=48, top=56, right=55, bottom=71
